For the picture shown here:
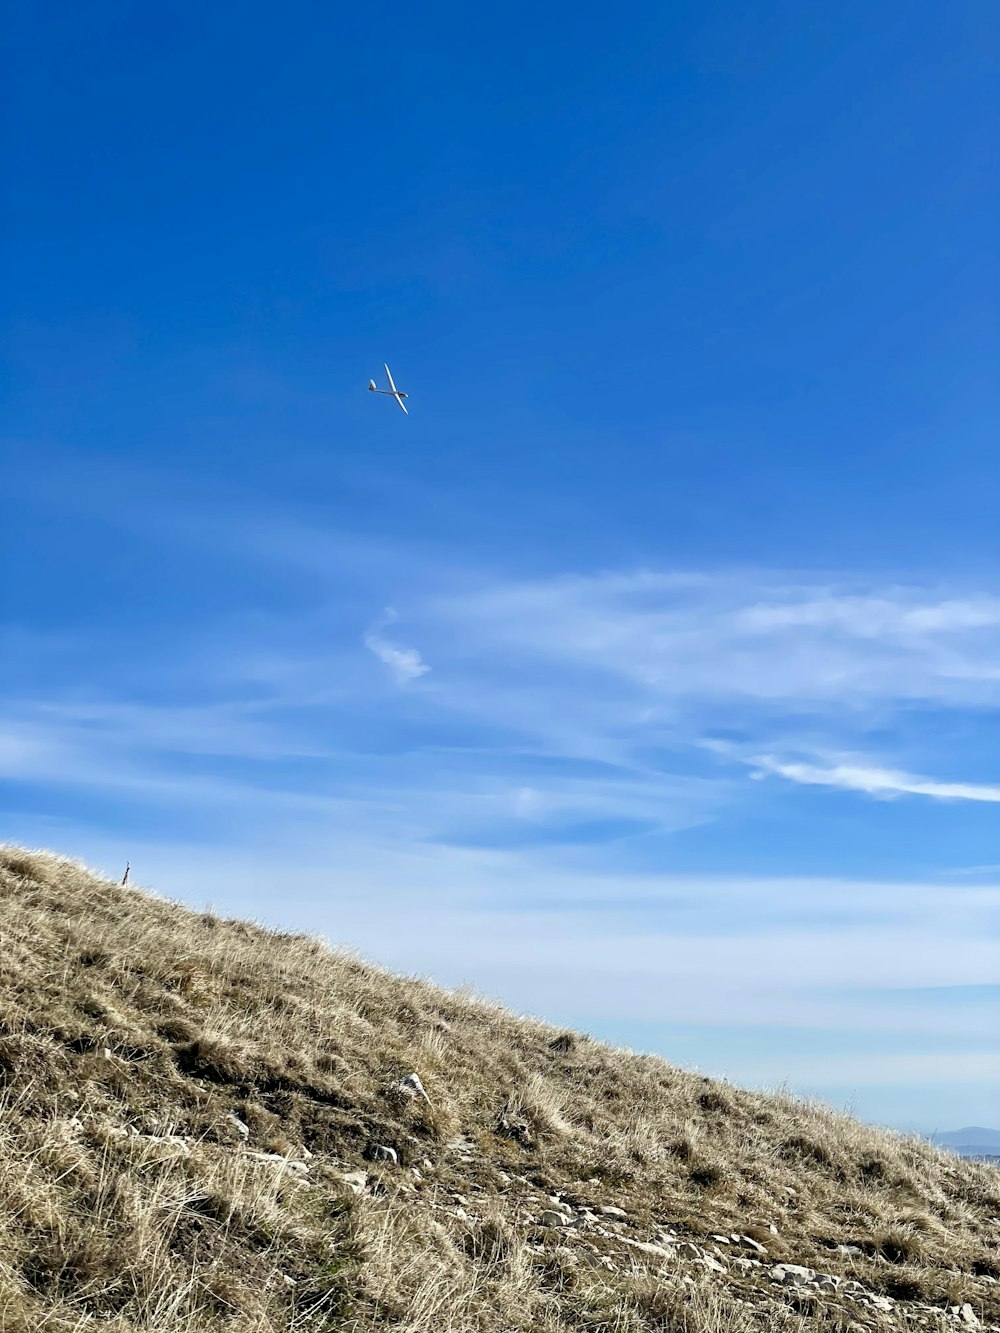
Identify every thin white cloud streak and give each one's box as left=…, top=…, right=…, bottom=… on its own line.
left=0, top=713, right=723, bottom=848
left=434, top=573, right=1000, bottom=705
left=363, top=608, right=430, bottom=684
left=753, top=756, right=1000, bottom=804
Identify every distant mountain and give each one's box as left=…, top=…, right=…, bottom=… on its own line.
left=932, top=1127, right=1000, bottom=1148
left=930, top=1127, right=1000, bottom=1160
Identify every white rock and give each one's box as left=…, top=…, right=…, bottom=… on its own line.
left=740, top=1236, right=766, bottom=1253
left=699, top=1255, right=726, bottom=1273
left=770, top=1264, right=815, bottom=1286
left=620, top=1237, right=675, bottom=1260
left=227, top=1113, right=250, bottom=1140
left=867, top=1295, right=894, bottom=1313
left=399, top=1072, right=432, bottom=1104
left=676, top=1241, right=703, bottom=1259
left=339, top=1170, right=368, bottom=1195
left=768, top=1223, right=779, bottom=1235
left=959, top=1305, right=980, bottom=1328
left=539, top=1210, right=571, bottom=1227
left=371, top=1145, right=398, bottom=1164
left=600, top=1205, right=628, bottom=1219
left=709, top=1233, right=731, bottom=1244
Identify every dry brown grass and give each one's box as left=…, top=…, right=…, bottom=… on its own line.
left=0, top=844, right=997, bottom=1332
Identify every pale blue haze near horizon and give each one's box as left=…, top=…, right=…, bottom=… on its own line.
left=2, top=2, right=998, bottom=1133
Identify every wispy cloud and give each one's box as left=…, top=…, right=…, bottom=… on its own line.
left=752, top=756, right=1000, bottom=804
left=363, top=608, right=430, bottom=684
left=435, top=572, right=1000, bottom=705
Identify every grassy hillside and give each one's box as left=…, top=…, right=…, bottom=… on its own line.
left=0, top=845, right=997, bottom=1333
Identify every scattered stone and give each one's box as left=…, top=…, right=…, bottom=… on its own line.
left=768, top=1223, right=779, bottom=1235
left=770, top=1264, right=816, bottom=1286
left=867, top=1295, right=894, bottom=1313
left=227, top=1113, right=250, bottom=1139
left=959, top=1306, right=980, bottom=1328
left=539, top=1210, right=572, bottom=1228
left=699, top=1255, right=726, bottom=1273
left=399, top=1072, right=432, bottom=1104
left=812, top=1274, right=841, bottom=1290
left=740, top=1236, right=766, bottom=1253
left=677, top=1241, right=703, bottom=1259
left=599, top=1205, right=628, bottom=1219
left=339, top=1170, right=369, bottom=1195
left=620, top=1237, right=675, bottom=1261
left=709, top=1233, right=731, bottom=1244
left=245, top=1151, right=309, bottom=1176
left=837, top=1244, right=862, bottom=1256
left=371, top=1145, right=398, bottom=1165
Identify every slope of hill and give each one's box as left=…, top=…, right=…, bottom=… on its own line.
left=1, top=844, right=998, bottom=1333
left=934, top=1133, right=1000, bottom=1151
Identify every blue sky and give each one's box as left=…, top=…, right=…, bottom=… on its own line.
left=3, top=1, right=998, bottom=1132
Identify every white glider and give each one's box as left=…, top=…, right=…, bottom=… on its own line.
left=368, top=364, right=409, bottom=414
